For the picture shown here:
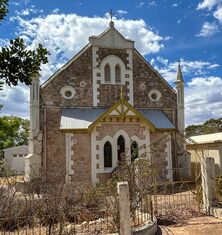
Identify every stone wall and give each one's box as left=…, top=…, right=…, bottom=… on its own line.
left=150, top=132, right=169, bottom=180
left=97, top=48, right=129, bottom=68
left=97, top=83, right=129, bottom=107
left=71, top=134, right=91, bottom=183
left=96, top=123, right=146, bottom=141
left=42, top=107, right=66, bottom=172
left=133, top=51, right=177, bottom=124
left=38, top=43, right=177, bottom=183
left=93, top=122, right=149, bottom=183
left=40, top=46, right=93, bottom=107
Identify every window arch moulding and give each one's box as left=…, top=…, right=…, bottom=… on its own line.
left=100, top=55, right=125, bottom=84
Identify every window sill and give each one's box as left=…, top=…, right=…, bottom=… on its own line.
left=103, top=167, right=113, bottom=173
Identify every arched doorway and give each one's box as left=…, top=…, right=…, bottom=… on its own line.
left=117, top=135, right=125, bottom=162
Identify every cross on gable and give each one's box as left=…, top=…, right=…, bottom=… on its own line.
left=109, top=9, right=113, bottom=21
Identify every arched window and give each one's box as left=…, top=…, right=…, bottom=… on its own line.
left=131, top=141, right=139, bottom=162
left=104, top=64, right=111, bottom=82
left=115, top=64, right=121, bottom=83
left=117, top=135, right=125, bottom=162
left=104, top=141, right=112, bottom=168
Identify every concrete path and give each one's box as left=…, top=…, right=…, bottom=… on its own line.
left=157, top=216, right=222, bottom=235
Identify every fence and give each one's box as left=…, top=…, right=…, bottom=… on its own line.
left=0, top=211, right=116, bottom=235
left=0, top=195, right=119, bottom=235
left=215, top=176, right=222, bottom=207
left=0, top=184, right=154, bottom=235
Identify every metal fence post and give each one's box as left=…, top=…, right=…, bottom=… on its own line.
left=117, top=182, right=131, bottom=235
left=201, top=157, right=216, bottom=213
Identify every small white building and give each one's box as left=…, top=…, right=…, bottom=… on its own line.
left=3, top=145, right=28, bottom=175
left=187, top=132, right=222, bottom=176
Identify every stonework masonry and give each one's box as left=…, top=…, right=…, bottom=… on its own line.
left=37, top=30, right=180, bottom=183
left=71, top=134, right=91, bottom=184
left=97, top=83, right=129, bottom=107
left=40, top=46, right=93, bottom=107
left=97, top=48, right=129, bottom=68
left=133, top=51, right=177, bottom=125
left=92, top=122, right=150, bottom=184
left=96, top=123, right=146, bottom=141
left=42, top=107, right=66, bottom=172
left=150, top=132, right=170, bottom=180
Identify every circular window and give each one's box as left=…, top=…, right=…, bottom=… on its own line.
left=80, top=81, right=87, bottom=88
left=60, top=86, right=76, bottom=99
left=140, top=82, right=146, bottom=90
left=148, top=89, right=162, bottom=102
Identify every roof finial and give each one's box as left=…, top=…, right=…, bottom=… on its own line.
left=109, top=9, right=113, bottom=21
left=109, top=9, right=114, bottom=28
left=120, top=85, right=123, bottom=99
left=176, top=59, right=184, bottom=82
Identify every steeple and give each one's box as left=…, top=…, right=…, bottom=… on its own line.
left=24, top=74, right=42, bottom=181
left=174, top=60, right=185, bottom=134
left=176, top=60, right=184, bottom=82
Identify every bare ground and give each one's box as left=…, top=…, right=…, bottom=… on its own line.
left=158, top=216, right=222, bottom=235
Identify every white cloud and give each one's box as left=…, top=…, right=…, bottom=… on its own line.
left=154, top=57, right=219, bottom=82
left=197, top=0, right=219, bottom=10
left=0, top=84, right=29, bottom=119
left=185, top=76, right=222, bottom=125
left=52, top=8, right=60, bottom=14
left=214, top=5, right=222, bottom=22
left=14, top=5, right=43, bottom=16
left=197, top=0, right=222, bottom=24
left=1, top=13, right=166, bottom=118
left=196, top=21, right=219, bottom=37
left=12, top=13, right=165, bottom=81
left=116, top=10, right=128, bottom=16
left=138, top=2, right=145, bottom=8
left=153, top=57, right=222, bottom=124
left=172, top=3, right=179, bottom=7
left=148, top=1, right=157, bottom=7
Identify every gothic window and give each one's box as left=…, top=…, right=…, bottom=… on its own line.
left=117, top=135, right=125, bottom=162
left=104, top=141, right=112, bottom=168
left=131, top=141, right=139, bottom=162
left=105, top=64, right=111, bottom=82
left=115, top=64, right=121, bottom=83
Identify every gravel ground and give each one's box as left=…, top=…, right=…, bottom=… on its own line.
left=157, top=216, right=222, bottom=235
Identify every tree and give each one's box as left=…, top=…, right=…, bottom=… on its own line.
left=186, top=118, right=222, bottom=137
left=0, top=0, right=49, bottom=90
left=0, top=116, right=30, bottom=159
left=0, top=0, right=8, bottom=22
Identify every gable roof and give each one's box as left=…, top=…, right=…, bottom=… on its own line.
left=41, top=43, right=91, bottom=89
left=60, top=98, right=175, bottom=132
left=41, top=23, right=175, bottom=94
left=134, top=49, right=176, bottom=94
left=89, top=22, right=134, bottom=49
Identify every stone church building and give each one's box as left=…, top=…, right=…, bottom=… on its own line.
left=25, top=21, right=186, bottom=184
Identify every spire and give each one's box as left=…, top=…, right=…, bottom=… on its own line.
left=176, top=60, right=184, bottom=82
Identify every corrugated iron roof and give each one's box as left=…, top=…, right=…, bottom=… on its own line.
left=60, top=108, right=106, bottom=129
left=138, top=109, right=175, bottom=129
left=60, top=107, right=175, bottom=130
left=190, top=132, right=222, bottom=144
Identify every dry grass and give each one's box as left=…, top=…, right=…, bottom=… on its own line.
left=0, top=176, right=24, bottom=185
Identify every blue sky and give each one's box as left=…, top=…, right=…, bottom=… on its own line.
left=0, top=0, right=222, bottom=125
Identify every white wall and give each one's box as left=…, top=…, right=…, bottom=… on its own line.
left=3, top=146, right=28, bottom=174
